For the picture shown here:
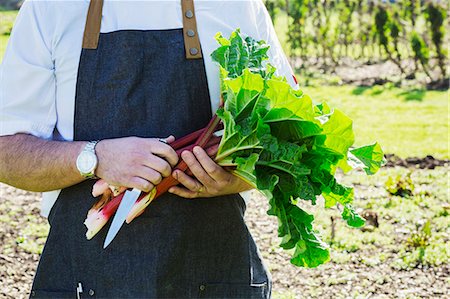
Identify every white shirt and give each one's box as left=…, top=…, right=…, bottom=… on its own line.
left=0, top=0, right=296, bottom=217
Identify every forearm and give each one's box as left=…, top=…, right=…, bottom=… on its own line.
left=0, top=133, right=86, bottom=192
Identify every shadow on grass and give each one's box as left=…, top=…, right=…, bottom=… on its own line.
left=398, top=89, right=426, bottom=101
left=352, top=85, right=386, bottom=96
left=351, top=86, right=371, bottom=95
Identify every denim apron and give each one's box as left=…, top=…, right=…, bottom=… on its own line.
left=29, top=1, right=271, bottom=298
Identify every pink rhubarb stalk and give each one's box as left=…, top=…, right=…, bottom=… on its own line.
left=84, top=192, right=124, bottom=240
left=125, top=141, right=221, bottom=223
left=84, top=117, right=222, bottom=239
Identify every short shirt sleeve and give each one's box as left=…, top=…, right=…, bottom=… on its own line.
left=254, top=0, right=298, bottom=89
left=0, top=0, right=56, bottom=139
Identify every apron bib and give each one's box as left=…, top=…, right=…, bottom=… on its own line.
left=30, top=1, right=271, bottom=298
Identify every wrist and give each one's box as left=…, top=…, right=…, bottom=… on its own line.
left=94, top=139, right=108, bottom=179
left=76, top=140, right=99, bottom=179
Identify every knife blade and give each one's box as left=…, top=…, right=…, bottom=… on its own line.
left=103, top=188, right=141, bottom=249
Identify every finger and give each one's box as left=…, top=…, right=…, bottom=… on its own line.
left=173, top=169, right=203, bottom=192
left=148, top=140, right=179, bottom=167
left=128, top=177, right=154, bottom=193
left=142, top=154, right=172, bottom=177
left=181, top=150, right=216, bottom=187
left=192, top=146, right=228, bottom=181
left=92, top=179, right=109, bottom=197
left=136, top=166, right=162, bottom=186
left=168, top=186, right=199, bottom=199
left=164, top=135, right=175, bottom=144
left=109, top=185, right=124, bottom=197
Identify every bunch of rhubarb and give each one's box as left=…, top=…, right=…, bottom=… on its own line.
left=85, top=29, right=385, bottom=268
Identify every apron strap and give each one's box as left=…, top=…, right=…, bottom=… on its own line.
left=181, top=0, right=203, bottom=59
left=81, top=0, right=203, bottom=59
left=82, top=0, right=104, bottom=49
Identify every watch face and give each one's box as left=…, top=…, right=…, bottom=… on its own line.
left=76, top=151, right=97, bottom=174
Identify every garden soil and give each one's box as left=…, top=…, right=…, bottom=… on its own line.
left=1, top=173, right=449, bottom=299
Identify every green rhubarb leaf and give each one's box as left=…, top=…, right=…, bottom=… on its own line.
left=342, top=204, right=365, bottom=228
left=214, top=32, right=231, bottom=46
left=225, top=68, right=265, bottom=95
left=321, top=109, right=354, bottom=156
left=266, top=190, right=330, bottom=267
left=265, top=78, right=317, bottom=122
left=263, top=108, right=323, bottom=140
left=322, top=185, right=354, bottom=208
left=211, top=29, right=270, bottom=78
left=288, top=205, right=330, bottom=268
left=349, top=142, right=385, bottom=175
left=314, top=102, right=332, bottom=116
left=211, top=29, right=383, bottom=268
left=215, top=109, right=263, bottom=161
left=232, top=153, right=259, bottom=186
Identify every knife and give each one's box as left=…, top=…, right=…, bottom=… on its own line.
left=103, top=188, right=141, bottom=249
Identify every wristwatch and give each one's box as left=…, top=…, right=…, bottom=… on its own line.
left=76, top=141, right=99, bottom=179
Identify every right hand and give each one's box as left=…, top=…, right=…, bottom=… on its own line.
left=94, top=136, right=178, bottom=192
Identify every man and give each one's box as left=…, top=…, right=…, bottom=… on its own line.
left=0, top=0, right=296, bottom=297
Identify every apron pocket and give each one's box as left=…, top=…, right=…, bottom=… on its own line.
left=30, top=289, right=74, bottom=298
left=197, top=282, right=269, bottom=299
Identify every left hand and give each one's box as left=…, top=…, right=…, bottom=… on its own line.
left=168, top=146, right=253, bottom=198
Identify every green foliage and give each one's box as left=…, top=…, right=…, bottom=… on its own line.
left=385, top=171, right=415, bottom=197
left=279, top=0, right=448, bottom=82
left=373, top=5, right=405, bottom=74
left=287, top=0, right=309, bottom=58
left=211, top=29, right=384, bottom=268
left=374, top=6, right=389, bottom=49
left=425, top=2, right=447, bottom=78
left=411, top=31, right=433, bottom=80
left=0, top=10, right=17, bottom=61
left=264, top=0, right=283, bottom=24
left=406, top=220, right=431, bottom=249
left=393, top=219, right=447, bottom=269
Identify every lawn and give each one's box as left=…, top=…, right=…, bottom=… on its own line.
left=304, top=84, right=449, bottom=159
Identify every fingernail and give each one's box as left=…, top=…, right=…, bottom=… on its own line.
left=173, top=171, right=178, bottom=180
left=168, top=188, right=174, bottom=193
left=193, top=146, right=201, bottom=154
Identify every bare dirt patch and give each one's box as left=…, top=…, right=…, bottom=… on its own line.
left=1, top=165, right=449, bottom=298
left=384, top=154, right=449, bottom=169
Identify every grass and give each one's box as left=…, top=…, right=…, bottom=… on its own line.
left=0, top=10, right=16, bottom=61
left=303, top=84, right=449, bottom=159
left=1, top=10, right=448, bottom=160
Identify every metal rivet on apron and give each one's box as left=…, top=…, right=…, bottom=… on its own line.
left=190, top=47, right=199, bottom=55
left=89, top=289, right=95, bottom=296
left=199, top=284, right=206, bottom=291
left=31, top=290, right=36, bottom=297
left=187, top=29, right=195, bottom=37
left=185, top=10, right=194, bottom=18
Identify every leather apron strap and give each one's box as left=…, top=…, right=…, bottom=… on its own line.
left=82, top=0, right=104, bottom=49
left=81, top=0, right=203, bottom=59
left=181, top=0, right=203, bottom=59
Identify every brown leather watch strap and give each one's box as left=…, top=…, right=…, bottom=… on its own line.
left=181, top=0, right=203, bottom=59
left=82, top=0, right=104, bottom=49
